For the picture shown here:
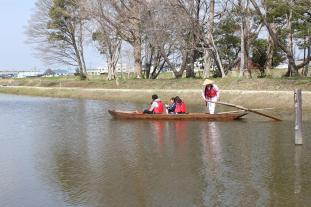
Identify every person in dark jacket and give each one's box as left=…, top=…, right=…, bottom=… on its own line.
left=166, top=97, right=176, bottom=114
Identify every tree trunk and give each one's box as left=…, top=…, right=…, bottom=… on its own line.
left=186, top=50, right=195, bottom=78
left=244, top=0, right=251, bottom=78
left=80, top=51, right=87, bottom=75
left=72, top=36, right=86, bottom=80
left=107, top=57, right=114, bottom=80
left=159, top=46, right=186, bottom=78
left=144, top=44, right=154, bottom=79
left=133, top=39, right=142, bottom=78
left=304, top=45, right=310, bottom=77
left=285, top=5, right=297, bottom=77
left=77, top=22, right=87, bottom=79
left=203, top=0, right=214, bottom=78
left=150, top=51, right=164, bottom=79
left=175, top=52, right=188, bottom=78
left=239, top=7, right=246, bottom=78
left=203, top=49, right=211, bottom=78
left=106, top=41, right=121, bottom=80
left=151, top=58, right=166, bottom=79
left=265, top=25, right=275, bottom=76
left=210, top=36, right=226, bottom=77
left=239, top=0, right=251, bottom=78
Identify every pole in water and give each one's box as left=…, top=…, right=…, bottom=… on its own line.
left=294, top=89, right=303, bottom=145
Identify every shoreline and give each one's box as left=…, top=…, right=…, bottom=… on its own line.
left=1, top=85, right=310, bottom=109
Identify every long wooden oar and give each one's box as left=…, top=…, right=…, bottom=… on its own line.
left=207, top=100, right=282, bottom=121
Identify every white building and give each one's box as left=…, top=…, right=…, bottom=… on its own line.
left=87, top=64, right=133, bottom=76
left=87, top=67, right=107, bottom=76
left=16, top=71, right=41, bottom=78
left=0, top=70, right=42, bottom=78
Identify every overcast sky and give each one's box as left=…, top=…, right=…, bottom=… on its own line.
left=0, top=0, right=103, bottom=71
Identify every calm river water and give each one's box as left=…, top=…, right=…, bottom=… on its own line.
left=0, top=94, right=310, bottom=207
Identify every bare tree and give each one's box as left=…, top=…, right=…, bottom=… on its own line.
left=92, top=31, right=121, bottom=80
left=144, top=0, right=191, bottom=78
left=84, top=0, right=122, bottom=80
left=88, top=0, right=150, bottom=79
left=203, top=0, right=214, bottom=78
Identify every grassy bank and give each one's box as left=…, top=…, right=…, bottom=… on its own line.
left=1, top=75, right=311, bottom=91
left=1, top=75, right=311, bottom=109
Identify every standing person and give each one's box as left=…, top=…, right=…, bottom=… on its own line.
left=202, top=79, right=220, bottom=114
left=143, top=94, right=164, bottom=114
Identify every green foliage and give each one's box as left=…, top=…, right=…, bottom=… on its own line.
left=252, top=39, right=267, bottom=68
left=292, top=3, right=311, bottom=48
left=47, top=0, right=79, bottom=43
left=252, top=39, right=286, bottom=68
left=265, top=0, right=311, bottom=47
left=215, top=16, right=240, bottom=66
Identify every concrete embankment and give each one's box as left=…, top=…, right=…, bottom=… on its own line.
left=0, top=86, right=310, bottom=109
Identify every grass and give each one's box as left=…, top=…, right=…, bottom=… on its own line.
left=0, top=69, right=311, bottom=91
left=1, top=72, right=311, bottom=110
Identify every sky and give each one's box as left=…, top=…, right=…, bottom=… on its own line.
left=0, top=0, right=103, bottom=71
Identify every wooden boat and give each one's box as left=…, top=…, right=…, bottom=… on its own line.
left=108, top=110, right=248, bottom=121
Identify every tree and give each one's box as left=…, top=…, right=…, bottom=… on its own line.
left=214, top=16, right=240, bottom=70
left=252, top=38, right=285, bottom=75
left=92, top=32, right=121, bottom=80
left=292, top=1, right=311, bottom=76
left=144, top=0, right=197, bottom=78
left=87, top=0, right=122, bottom=80
left=250, top=0, right=311, bottom=77
left=27, top=0, right=88, bottom=80
left=203, top=0, right=226, bottom=78
left=140, top=2, right=169, bottom=79
left=89, top=0, right=149, bottom=79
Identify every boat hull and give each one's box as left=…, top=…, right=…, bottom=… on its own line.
left=108, top=110, right=248, bottom=121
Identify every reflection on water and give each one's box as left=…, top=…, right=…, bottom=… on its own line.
left=0, top=94, right=311, bottom=207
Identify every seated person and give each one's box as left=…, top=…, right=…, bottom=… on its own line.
left=143, top=94, right=164, bottom=114
left=166, top=97, right=176, bottom=114
left=174, top=96, right=186, bottom=114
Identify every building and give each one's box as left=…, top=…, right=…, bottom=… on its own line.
left=0, top=70, right=42, bottom=78
left=16, top=71, right=42, bottom=78
left=87, top=64, right=133, bottom=76
left=87, top=67, right=107, bottom=76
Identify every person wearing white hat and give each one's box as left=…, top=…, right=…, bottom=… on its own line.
left=201, top=79, right=220, bottom=114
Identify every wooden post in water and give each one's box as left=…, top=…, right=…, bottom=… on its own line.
left=294, top=89, right=303, bottom=145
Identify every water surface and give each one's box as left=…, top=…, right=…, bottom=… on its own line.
left=0, top=94, right=310, bottom=207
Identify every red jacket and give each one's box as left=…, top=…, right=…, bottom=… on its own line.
left=153, top=100, right=164, bottom=114
left=205, top=86, right=218, bottom=98
left=175, top=102, right=186, bottom=113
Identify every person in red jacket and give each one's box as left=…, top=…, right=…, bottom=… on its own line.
left=174, top=96, right=186, bottom=114
left=202, top=79, right=220, bottom=114
left=143, top=94, right=164, bottom=114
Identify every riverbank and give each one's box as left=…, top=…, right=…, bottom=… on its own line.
left=1, top=85, right=311, bottom=109
left=1, top=75, right=311, bottom=90
left=1, top=76, right=311, bottom=109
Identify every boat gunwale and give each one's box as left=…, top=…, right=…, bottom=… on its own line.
left=108, top=110, right=248, bottom=121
